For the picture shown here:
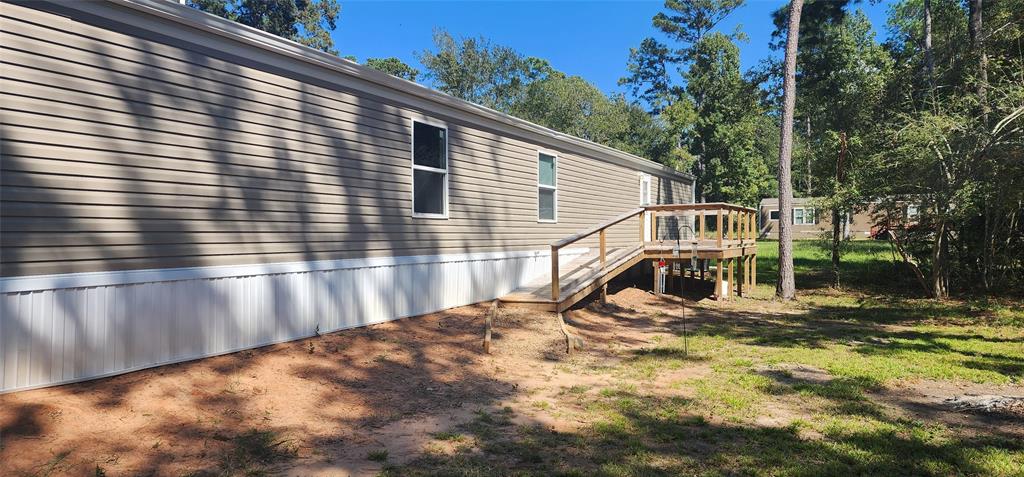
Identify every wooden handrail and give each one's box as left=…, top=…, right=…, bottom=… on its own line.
left=551, top=207, right=645, bottom=250
left=643, top=202, right=757, bottom=214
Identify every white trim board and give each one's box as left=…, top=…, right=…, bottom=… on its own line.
left=0, top=248, right=588, bottom=293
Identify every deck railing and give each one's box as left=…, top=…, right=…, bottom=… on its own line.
left=548, top=203, right=757, bottom=301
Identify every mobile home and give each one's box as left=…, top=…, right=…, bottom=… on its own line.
left=0, top=0, right=697, bottom=392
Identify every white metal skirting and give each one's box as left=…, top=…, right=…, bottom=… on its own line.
left=0, top=248, right=587, bottom=393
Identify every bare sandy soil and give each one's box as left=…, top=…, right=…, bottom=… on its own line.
left=1, top=286, right=1019, bottom=476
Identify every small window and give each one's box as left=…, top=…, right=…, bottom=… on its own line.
left=769, top=210, right=779, bottom=221
left=639, top=173, right=651, bottom=206
left=907, top=205, right=919, bottom=219
left=412, top=121, right=448, bottom=218
left=794, top=208, right=805, bottom=224
left=538, top=151, right=557, bottom=222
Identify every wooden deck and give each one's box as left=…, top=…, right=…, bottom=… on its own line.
left=499, top=203, right=760, bottom=313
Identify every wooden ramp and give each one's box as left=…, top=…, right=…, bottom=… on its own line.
left=498, top=203, right=759, bottom=313
left=500, top=245, right=645, bottom=312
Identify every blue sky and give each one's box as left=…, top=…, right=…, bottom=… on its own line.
left=333, top=1, right=896, bottom=97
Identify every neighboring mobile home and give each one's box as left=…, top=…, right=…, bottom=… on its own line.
left=0, top=0, right=693, bottom=392
left=758, top=197, right=920, bottom=240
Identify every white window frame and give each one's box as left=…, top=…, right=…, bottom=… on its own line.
left=410, top=118, right=449, bottom=219
left=769, top=209, right=780, bottom=221
left=537, top=149, right=558, bottom=223
left=639, top=173, right=652, bottom=206
left=792, top=207, right=816, bottom=225
left=907, top=205, right=919, bottom=219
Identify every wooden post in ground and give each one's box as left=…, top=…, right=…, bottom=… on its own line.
left=751, top=254, right=757, bottom=289
left=714, top=258, right=724, bottom=300
left=653, top=261, right=662, bottom=296
left=483, top=300, right=497, bottom=354
left=558, top=311, right=584, bottom=354
left=738, top=257, right=745, bottom=297
left=744, top=255, right=752, bottom=292
left=600, top=284, right=608, bottom=305
left=701, top=259, right=706, bottom=281
left=728, top=258, right=735, bottom=300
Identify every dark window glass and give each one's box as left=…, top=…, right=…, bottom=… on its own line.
left=539, top=188, right=556, bottom=221
left=413, top=122, right=446, bottom=169
left=769, top=210, right=779, bottom=220
left=414, top=169, right=445, bottom=215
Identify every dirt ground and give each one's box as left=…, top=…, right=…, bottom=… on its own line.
left=1, top=285, right=1020, bottom=476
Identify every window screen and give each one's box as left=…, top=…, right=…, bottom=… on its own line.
left=538, top=152, right=557, bottom=221
left=412, top=121, right=448, bottom=217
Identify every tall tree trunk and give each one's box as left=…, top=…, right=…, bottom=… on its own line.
left=932, top=218, right=949, bottom=299
left=968, top=0, right=988, bottom=123
left=806, top=118, right=812, bottom=196
left=831, top=132, right=848, bottom=288
left=776, top=0, right=803, bottom=300
left=924, top=0, right=934, bottom=89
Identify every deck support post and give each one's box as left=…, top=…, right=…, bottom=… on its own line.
left=653, top=261, right=661, bottom=296
left=737, top=257, right=745, bottom=297
left=751, top=254, right=757, bottom=289
left=727, top=258, right=735, bottom=300
left=483, top=300, right=498, bottom=354
left=600, top=284, right=608, bottom=305
left=714, top=258, right=724, bottom=300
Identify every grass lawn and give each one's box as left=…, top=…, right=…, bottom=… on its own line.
left=385, top=240, right=1024, bottom=477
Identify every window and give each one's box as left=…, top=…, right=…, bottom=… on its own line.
left=907, top=205, right=919, bottom=219
left=412, top=120, right=448, bottom=218
left=769, top=210, right=780, bottom=220
left=538, top=151, right=557, bottom=222
left=639, top=173, right=651, bottom=206
left=793, top=207, right=817, bottom=225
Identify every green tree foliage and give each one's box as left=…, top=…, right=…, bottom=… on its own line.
left=621, top=0, right=776, bottom=206
left=416, top=29, right=530, bottom=112
left=865, top=0, right=1024, bottom=295
left=417, top=30, right=677, bottom=165
left=685, top=33, right=776, bottom=205
left=364, top=57, right=420, bottom=81
left=619, top=38, right=680, bottom=113
left=187, top=0, right=341, bottom=55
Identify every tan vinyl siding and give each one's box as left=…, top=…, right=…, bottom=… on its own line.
left=0, top=1, right=691, bottom=277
